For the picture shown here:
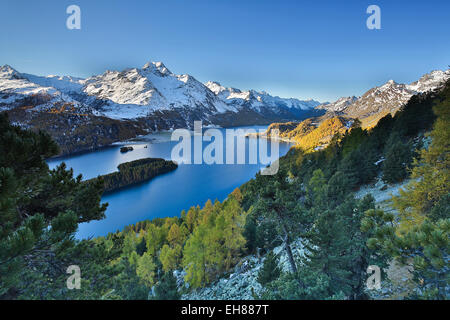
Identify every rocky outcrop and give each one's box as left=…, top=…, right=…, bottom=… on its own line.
left=180, top=239, right=306, bottom=300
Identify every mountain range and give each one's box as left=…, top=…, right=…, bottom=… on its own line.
left=0, top=62, right=325, bottom=154
left=258, top=69, right=449, bottom=151
left=1, top=62, right=448, bottom=155
left=316, top=69, right=450, bottom=127
left=0, top=62, right=321, bottom=123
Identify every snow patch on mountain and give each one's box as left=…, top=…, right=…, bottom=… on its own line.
left=23, top=73, right=84, bottom=93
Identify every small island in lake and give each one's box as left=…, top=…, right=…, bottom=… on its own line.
left=92, top=158, right=178, bottom=193
left=120, top=146, right=134, bottom=153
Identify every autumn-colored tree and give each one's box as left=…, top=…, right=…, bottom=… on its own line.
left=145, top=224, right=167, bottom=257
left=160, top=244, right=182, bottom=272
left=182, top=197, right=247, bottom=287
left=136, top=251, right=157, bottom=286
left=185, top=206, right=200, bottom=232
left=167, top=224, right=183, bottom=247
left=393, top=88, right=450, bottom=232
left=182, top=223, right=209, bottom=287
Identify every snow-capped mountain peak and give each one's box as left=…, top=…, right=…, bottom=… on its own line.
left=80, top=62, right=237, bottom=118
left=407, top=69, right=450, bottom=93
left=0, top=65, right=64, bottom=107
left=316, top=96, right=358, bottom=112
left=375, top=79, right=406, bottom=93
left=142, top=61, right=171, bottom=76
left=0, top=65, right=24, bottom=80
left=204, top=81, right=227, bottom=95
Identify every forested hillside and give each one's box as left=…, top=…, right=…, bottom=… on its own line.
left=90, top=158, right=178, bottom=193
left=0, top=80, right=448, bottom=299
left=240, top=79, right=449, bottom=299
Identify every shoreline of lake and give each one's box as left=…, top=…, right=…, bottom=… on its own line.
left=47, top=125, right=293, bottom=239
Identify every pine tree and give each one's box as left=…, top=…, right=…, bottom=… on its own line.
left=260, top=268, right=341, bottom=300
left=253, top=169, right=304, bottom=275
left=153, top=272, right=180, bottom=300
left=382, top=132, right=412, bottom=184
left=303, top=205, right=354, bottom=297
left=113, top=260, right=149, bottom=300
left=243, top=214, right=257, bottom=253
left=0, top=114, right=106, bottom=298
left=363, top=210, right=449, bottom=299
left=302, top=170, right=385, bottom=299
left=326, top=171, right=352, bottom=207
left=257, top=251, right=281, bottom=286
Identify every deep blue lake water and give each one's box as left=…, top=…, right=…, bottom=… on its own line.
left=47, top=125, right=292, bottom=239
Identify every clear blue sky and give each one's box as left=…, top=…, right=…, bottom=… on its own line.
left=0, top=0, right=448, bottom=102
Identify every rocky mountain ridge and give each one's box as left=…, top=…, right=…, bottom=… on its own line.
left=317, top=70, right=450, bottom=124
left=257, top=69, right=449, bottom=151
